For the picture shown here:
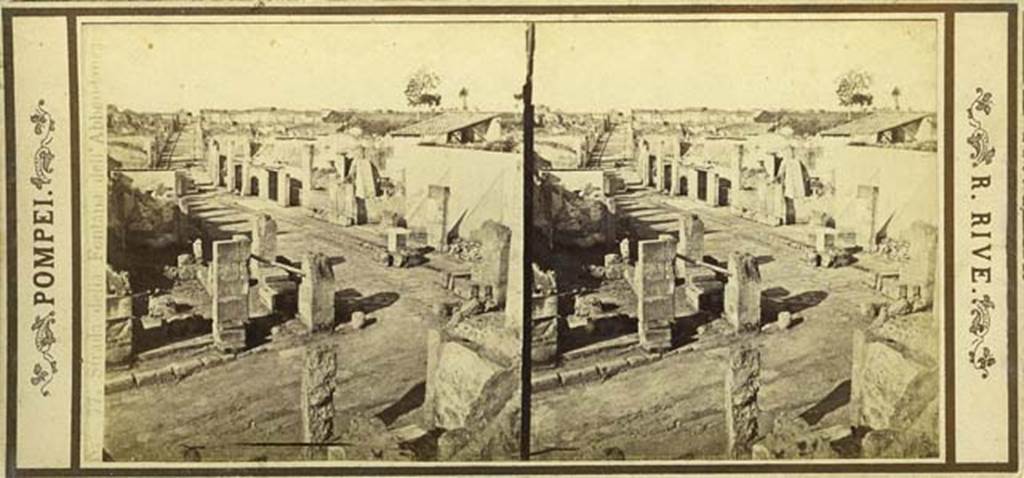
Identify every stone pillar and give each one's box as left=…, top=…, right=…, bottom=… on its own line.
left=260, top=169, right=272, bottom=201
left=854, top=185, right=879, bottom=251
left=240, top=160, right=253, bottom=196
left=426, top=185, right=450, bottom=251
left=764, top=182, right=787, bottom=226
left=251, top=214, right=277, bottom=260
left=206, top=139, right=219, bottom=185
left=106, top=295, right=138, bottom=366
left=299, top=253, right=335, bottom=333
left=734, top=144, right=745, bottom=190
left=192, top=238, right=204, bottom=263
left=724, top=252, right=762, bottom=332
left=637, top=140, right=651, bottom=187
left=619, top=238, right=632, bottom=264
left=902, top=221, right=938, bottom=304
left=302, top=345, right=337, bottom=460
left=687, top=168, right=700, bottom=200
left=725, top=344, right=761, bottom=458
left=531, top=295, right=560, bottom=367
left=707, top=171, right=720, bottom=207
left=471, top=221, right=512, bottom=306
left=669, top=138, right=682, bottom=196
left=636, top=238, right=675, bottom=352
left=304, top=144, right=316, bottom=189
left=277, top=171, right=291, bottom=207
left=655, top=151, right=667, bottom=193
left=211, top=236, right=250, bottom=352
left=676, top=214, right=705, bottom=279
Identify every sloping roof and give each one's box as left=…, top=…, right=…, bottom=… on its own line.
left=390, top=111, right=498, bottom=137
left=820, top=111, right=933, bottom=137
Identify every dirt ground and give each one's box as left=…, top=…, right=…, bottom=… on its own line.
left=105, top=188, right=463, bottom=462
left=530, top=182, right=905, bottom=461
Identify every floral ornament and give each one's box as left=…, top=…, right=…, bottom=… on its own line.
left=967, top=294, right=996, bottom=379
left=30, top=99, right=55, bottom=190
left=30, top=311, right=58, bottom=396
left=966, top=88, right=996, bottom=168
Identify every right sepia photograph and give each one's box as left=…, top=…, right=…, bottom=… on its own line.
left=529, top=19, right=941, bottom=461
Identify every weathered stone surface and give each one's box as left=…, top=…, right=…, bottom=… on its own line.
left=531, top=316, right=560, bottom=366
left=636, top=238, right=675, bottom=352
left=299, top=253, right=335, bottom=333
left=752, top=412, right=839, bottom=460
left=725, top=252, right=762, bottom=332
left=470, top=221, right=511, bottom=306
left=106, top=317, right=137, bottom=366
left=861, top=428, right=938, bottom=459
left=386, top=227, right=410, bottom=253
left=850, top=311, right=938, bottom=456
left=676, top=213, right=705, bottom=280
left=251, top=214, right=277, bottom=260
left=432, top=341, right=503, bottom=430
left=426, top=185, right=450, bottom=250
left=725, top=344, right=761, bottom=458
left=328, top=181, right=358, bottom=226
left=211, top=237, right=250, bottom=352
left=302, top=345, right=337, bottom=459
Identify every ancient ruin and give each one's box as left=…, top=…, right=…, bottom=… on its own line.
left=529, top=22, right=941, bottom=460
left=103, top=47, right=525, bottom=461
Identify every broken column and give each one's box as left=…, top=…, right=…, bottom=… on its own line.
left=426, top=185, right=450, bottom=251
left=675, top=214, right=706, bottom=280
left=299, top=253, right=335, bottom=333
left=636, top=238, right=675, bottom=352
left=725, top=344, right=761, bottom=458
left=531, top=266, right=561, bottom=367
left=471, top=221, right=512, bottom=307
left=854, top=185, right=879, bottom=251
left=302, top=345, right=337, bottom=460
left=251, top=214, right=277, bottom=260
left=240, top=160, right=253, bottom=196
left=902, top=221, right=938, bottom=306
left=211, top=236, right=250, bottom=352
left=724, top=252, right=762, bottom=333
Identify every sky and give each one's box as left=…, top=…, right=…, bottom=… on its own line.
left=87, top=22, right=528, bottom=113
left=534, top=20, right=938, bottom=112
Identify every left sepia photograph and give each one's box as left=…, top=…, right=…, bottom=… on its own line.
left=87, top=20, right=526, bottom=463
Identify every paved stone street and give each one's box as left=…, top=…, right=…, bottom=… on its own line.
left=531, top=177, right=895, bottom=460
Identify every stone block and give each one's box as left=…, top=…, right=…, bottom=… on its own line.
left=725, top=344, right=761, bottom=458
left=172, top=358, right=204, bottom=380
left=299, top=253, right=336, bottom=333
left=105, top=374, right=136, bottom=394
left=724, top=252, right=762, bottom=332
left=302, top=345, right=337, bottom=458
left=637, top=238, right=676, bottom=352
left=559, top=366, right=600, bottom=387
left=386, top=227, right=411, bottom=253
left=431, top=341, right=503, bottom=430
left=532, top=373, right=561, bottom=393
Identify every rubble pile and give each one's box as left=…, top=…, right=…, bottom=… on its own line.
left=876, top=237, right=911, bottom=262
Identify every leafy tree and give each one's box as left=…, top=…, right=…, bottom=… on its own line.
left=836, top=70, right=874, bottom=111
left=404, top=68, right=442, bottom=110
